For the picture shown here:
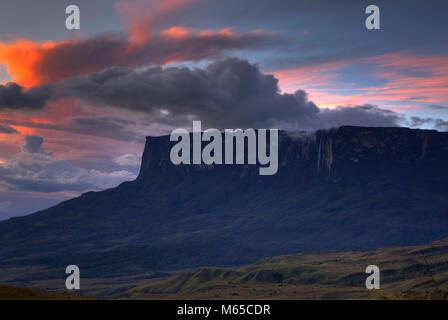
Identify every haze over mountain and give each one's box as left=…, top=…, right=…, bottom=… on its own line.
left=1, top=126, right=448, bottom=282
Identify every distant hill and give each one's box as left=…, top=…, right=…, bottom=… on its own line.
left=1, top=126, right=448, bottom=282
left=119, top=238, right=448, bottom=300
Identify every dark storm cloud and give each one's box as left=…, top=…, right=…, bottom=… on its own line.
left=0, top=30, right=272, bottom=87
left=52, top=58, right=401, bottom=129
left=52, top=58, right=320, bottom=128
left=69, top=117, right=142, bottom=141
left=0, top=58, right=402, bottom=130
left=0, top=83, right=51, bottom=110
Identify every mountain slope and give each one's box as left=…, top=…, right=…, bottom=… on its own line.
left=1, top=126, right=448, bottom=280
left=119, top=238, right=448, bottom=300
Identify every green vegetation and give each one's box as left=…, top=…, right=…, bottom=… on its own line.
left=119, top=238, right=448, bottom=300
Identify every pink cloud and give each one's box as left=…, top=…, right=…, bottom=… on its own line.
left=272, top=50, right=448, bottom=110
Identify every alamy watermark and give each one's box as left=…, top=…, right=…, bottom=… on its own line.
left=64, top=4, right=378, bottom=33
left=365, top=5, right=380, bottom=30
left=65, top=265, right=80, bottom=290
left=65, top=5, right=80, bottom=30
left=169, top=121, right=278, bottom=175
left=365, top=265, right=380, bottom=289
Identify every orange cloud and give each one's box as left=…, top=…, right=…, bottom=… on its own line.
left=0, top=36, right=128, bottom=87
left=0, top=0, right=270, bottom=87
left=115, top=0, right=193, bottom=45
left=161, top=26, right=193, bottom=39
left=0, top=27, right=268, bottom=88
left=9, top=125, right=35, bottom=136
left=0, top=40, right=58, bottom=87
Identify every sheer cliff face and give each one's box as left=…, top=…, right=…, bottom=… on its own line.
left=138, top=126, right=448, bottom=179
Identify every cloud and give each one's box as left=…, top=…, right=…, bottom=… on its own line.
left=0, top=135, right=136, bottom=192
left=405, top=116, right=448, bottom=132
left=115, top=0, right=194, bottom=44
left=49, top=58, right=319, bottom=128
left=69, top=117, right=142, bottom=141
left=53, top=58, right=402, bottom=130
left=121, top=0, right=356, bottom=33
left=408, top=116, right=433, bottom=128
left=427, top=104, right=448, bottom=110
left=0, top=58, right=403, bottom=130
left=0, top=28, right=271, bottom=87
left=0, top=124, right=18, bottom=134
left=318, top=105, right=400, bottom=128
left=1, top=0, right=275, bottom=85
left=365, top=52, right=448, bottom=105
left=434, top=119, right=448, bottom=131
left=21, top=134, right=45, bottom=153
left=0, top=82, right=50, bottom=109
left=114, top=154, right=141, bottom=166
left=0, top=117, right=142, bottom=142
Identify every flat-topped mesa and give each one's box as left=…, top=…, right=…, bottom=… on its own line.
left=137, top=126, right=448, bottom=180
left=3, top=126, right=448, bottom=280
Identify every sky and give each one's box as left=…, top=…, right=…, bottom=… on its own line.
left=0, top=0, right=447, bottom=219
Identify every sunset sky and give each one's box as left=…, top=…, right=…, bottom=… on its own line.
left=0, top=0, right=447, bottom=218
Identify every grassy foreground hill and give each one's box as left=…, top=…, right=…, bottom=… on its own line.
left=119, top=239, right=448, bottom=300
left=2, top=238, right=448, bottom=300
